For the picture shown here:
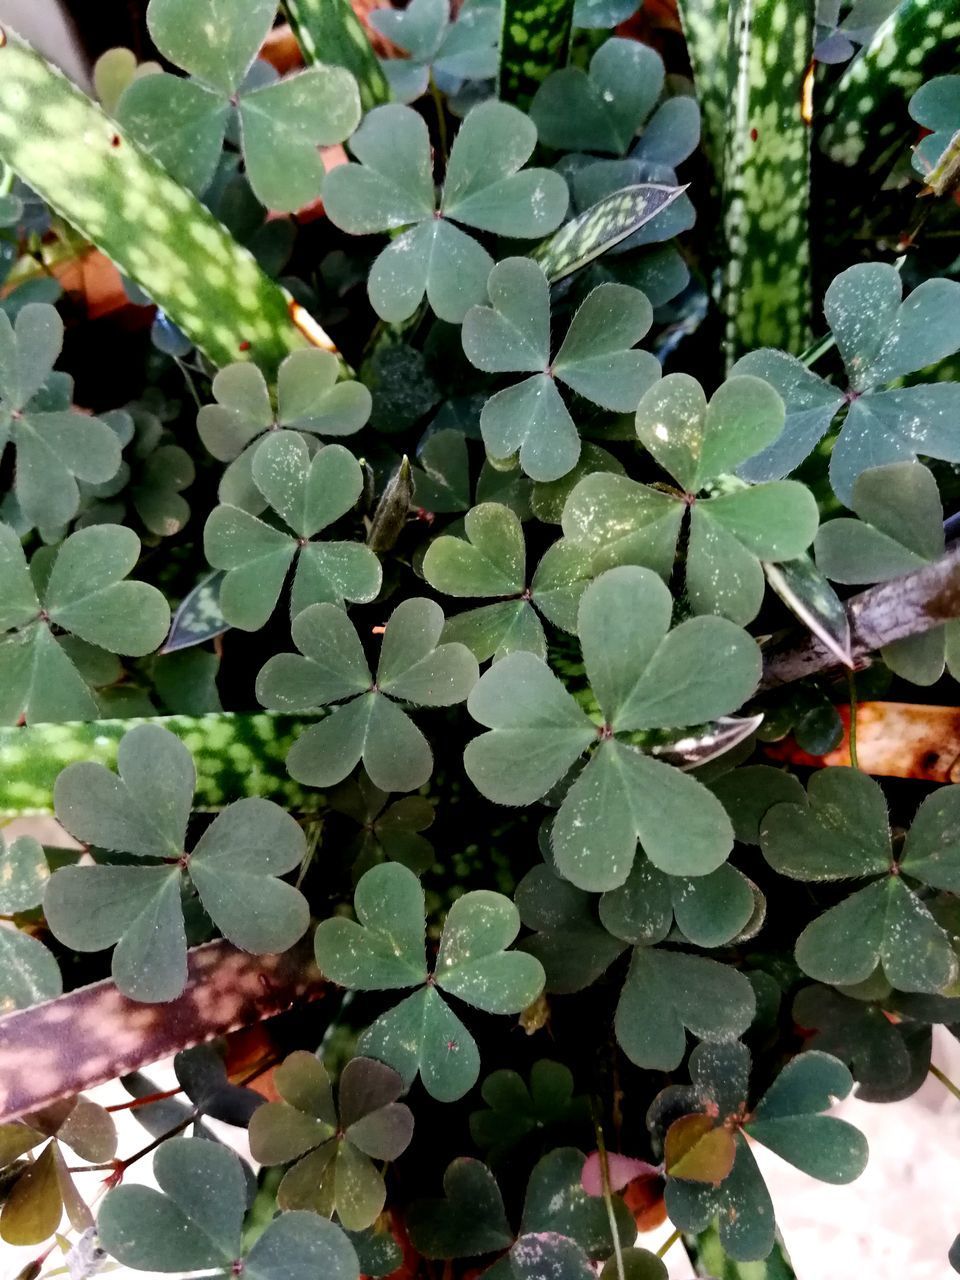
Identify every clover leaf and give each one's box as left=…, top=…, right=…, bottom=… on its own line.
left=815, top=461, right=956, bottom=684
left=197, top=350, right=371, bottom=513
left=117, top=0, right=360, bottom=207
left=330, top=771, right=436, bottom=876
left=0, top=523, right=170, bottom=724
left=370, top=0, right=499, bottom=103
left=0, top=1099, right=116, bottom=1245
left=909, top=76, right=960, bottom=187
left=204, top=431, right=381, bottom=630
left=313, top=863, right=544, bottom=1100
left=561, top=373, right=818, bottom=624
left=406, top=1147, right=634, bottom=1263
left=410, top=428, right=472, bottom=513
left=249, top=1053, right=413, bottom=1230
left=256, top=597, right=478, bottom=792
left=649, top=1042, right=867, bottom=1262
left=461, top=258, right=659, bottom=482
left=760, top=767, right=960, bottom=993
left=734, top=263, right=960, bottom=503
left=44, top=723, right=309, bottom=1002
left=323, top=102, right=569, bottom=323
left=465, top=565, right=759, bottom=891
left=529, top=39, right=666, bottom=157
left=98, top=1138, right=359, bottom=1279
left=0, top=305, right=121, bottom=529
left=422, top=502, right=593, bottom=660
left=469, top=1060, right=588, bottom=1163
left=0, top=831, right=48, bottom=912
left=515, top=863, right=630, bottom=994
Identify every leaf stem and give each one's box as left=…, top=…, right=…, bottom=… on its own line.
left=429, top=73, right=449, bottom=163
left=106, top=1085, right=184, bottom=1112
left=847, top=669, right=859, bottom=769
left=657, top=1228, right=681, bottom=1258
left=930, top=1063, right=960, bottom=1103
left=592, top=1109, right=626, bottom=1280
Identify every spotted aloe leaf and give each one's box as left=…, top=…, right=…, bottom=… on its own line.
left=0, top=35, right=318, bottom=376
left=720, top=0, right=814, bottom=362
left=760, top=767, right=960, bottom=992
left=323, top=102, right=568, bottom=323
left=462, top=257, right=659, bottom=481
left=498, top=0, right=574, bottom=109
left=256, top=597, right=478, bottom=793
left=313, top=863, right=545, bottom=1100
left=465, top=566, right=759, bottom=891
left=44, top=723, right=309, bottom=1002
left=677, top=0, right=728, bottom=169
left=98, top=1139, right=360, bottom=1278
left=249, top=1053, right=413, bottom=1230
left=284, top=0, right=390, bottom=111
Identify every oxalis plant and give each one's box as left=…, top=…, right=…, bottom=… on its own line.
left=3, top=0, right=960, bottom=1277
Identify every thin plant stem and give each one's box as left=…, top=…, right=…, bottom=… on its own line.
left=657, top=1227, right=681, bottom=1258
left=592, top=1110, right=626, bottom=1280
left=930, top=1062, right=960, bottom=1103
left=106, top=1085, right=183, bottom=1112
left=847, top=669, right=859, bottom=770
left=429, top=74, right=449, bottom=162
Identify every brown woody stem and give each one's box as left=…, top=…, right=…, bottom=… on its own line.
left=761, top=545, right=960, bottom=689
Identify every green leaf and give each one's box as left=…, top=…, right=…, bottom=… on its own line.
left=435, top=890, right=544, bottom=1013
left=552, top=284, right=658, bottom=411
left=43, top=525, right=170, bottom=656
left=406, top=1158, right=514, bottom=1258
left=314, top=862, right=428, bottom=990
left=278, top=350, right=371, bottom=436
left=744, top=1053, right=868, bottom=1184
left=0, top=522, right=40, bottom=630
left=498, top=0, right=575, bottom=110
left=204, top=506, right=296, bottom=630
left=360, top=984, right=482, bottom=1100
left=469, top=1060, right=584, bottom=1161
left=480, top=375, right=581, bottom=483
left=0, top=926, right=62, bottom=1011
left=375, top=597, right=479, bottom=704
left=520, top=1146, right=634, bottom=1257
left=900, top=786, right=960, bottom=891
left=530, top=444, right=624, bottom=525
left=665, top=1135, right=774, bottom=1263
left=462, top=257, right=550, bottom=374
left=285, top=0, right=390, bottom=111
left=243, top=1210, right=359, bottom=1280
left=238, top=67, right=361, bottom=212
left=552, top=739, right=736, bottom=889
left=561, top=472, right=683, bottom=582
left=516, top=864, right=627, bottom=993
left=0, top=833, right=48, bottom=912
left=0, top=626, right=99, bottom=725
left=147, top=0, right=276, bottom=96
left=117, top=75, right=228, bottom=195
left=465, top=651, right=597, bottom=805
left=530, top=38, right=664, bottom=154
left=443, top=600, right=547, bottom=664
left=615, top=947, right=756, bottom=1070
left=411, top=430, right=471, bottom=513
left=759, top=767, right=891, bottom=880
left=323, top=105, right=435, bottom=232
left=423, top=503, right=526, bottom=597
left=253, top=433, right=363, bottom=539
left=709, top=764, right=806, bottom=845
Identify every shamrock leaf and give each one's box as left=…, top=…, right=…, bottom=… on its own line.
left=562, top=373, right=818, bottom=624
left=909, top=76, right=960, bottom=187
left=0, top=927, right=62, bottom=1011
left=407, top=1147, right=634, bottom=1261
left=172, top=1043, right=264, bottom=1126
left=649, top=1042, right=866, bottom=1262
left=469, top=1060, right=588, bottom=1163
left=44, top=723, right=309, bottom=1002
left=330, top=771, right=436, bottom=876
left=516, top=863, right=630, bottom=994
left=370, top=0, right=498, bottom=102
left=760, top=767, right=960, bottom=993
left=204, top=431, right=381, bottom=630
left=0, top=523, right=170, bottom=724
left=529, top=39, right=665, bottom=156
left=313, top=863, right=545, bottom=1099
left=734, top=263, right=960, bottom=503
left=423, top=502, right=593, bottom=660
left=461, top=258, right=659, bottom=482
left=0, top=1099, right=116, bottom=1244
left=0, top=305, right=121, bottom=529
left=815, top=461, right=955, bottom=684
left=410, top=428, right=472, bottom=513
left=98, top=1138, right=359, bottom=1278
left=0, top=832, right=48, bottom=912
left=249, top=1053, right=413, bottom=1230
left=465, top=565, right=759, bottom=891
left=323, top=102, right=568, bottom=323
left=197, top=350, right=371, bottom=513
left=257, top=597, right=478, bottom=793
left=117, top=0, right=360, bottom=206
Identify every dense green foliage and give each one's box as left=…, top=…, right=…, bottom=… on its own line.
left=0, top=0, right=960, bottom=1276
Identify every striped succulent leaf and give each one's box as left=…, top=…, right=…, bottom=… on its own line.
left=0, top=31, right=321, bottom=377
left=721, top=0, right=814, bottom=364
left=534, top=183, right=686, bottom=282
left=678, top=0, right=730, bottom=173
left=284, top=0, right=391, bottom=111
left=819, top=0, right=960, bottom=172
left=498, top=0, right=575, bottom=110
left=0, top=713, right=324, bottom=816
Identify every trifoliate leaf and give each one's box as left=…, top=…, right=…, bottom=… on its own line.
left=469, top=1060, right=586, bottom=1162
